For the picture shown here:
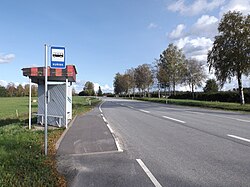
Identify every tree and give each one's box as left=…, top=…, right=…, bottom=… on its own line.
left=31, top=85, right=38, bottom=97
left=80, top=81, right=95, bottom=96
left=184, top=59, right=207, bottom=99
left=203, top=79, right=219, bottom=93
left=207, top=11, right=250, bottom=104
left=16, top=84, right=24, bottom=97
left=6, top=82, right=16, bottom=97
left=97, top=86, right=103, bottom=96
left=125, top=68, right=136, bottom=97
left=113, top=73, right=126, bottom=95
left=0, top=86, right=7, bottom=97
left=24, top=84, right=30, bottom=96
left=135, top=64, right=153, bottom=97
left=157, top=59, right=170, bottom=97
left=159, top=43, right=186, bottom=95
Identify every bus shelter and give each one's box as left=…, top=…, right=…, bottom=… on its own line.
left=22, top=65, right=77, bottom=128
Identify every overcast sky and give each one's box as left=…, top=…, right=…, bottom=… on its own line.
left=0, top=0, right=249, bottom=93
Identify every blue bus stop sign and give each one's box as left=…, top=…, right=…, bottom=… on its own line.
left=51, top=46, right=65, bottom=69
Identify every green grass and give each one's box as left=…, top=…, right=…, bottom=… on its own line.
left=0, top=96, right=100, bottom=187
left=135, top=97, right=250, bottom=112
left=0, top=97, right=37, bottom=119
left=72, top=96, right=101, bottom=116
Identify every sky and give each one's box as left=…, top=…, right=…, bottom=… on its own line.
left=0, top=0, right=249, bottom=93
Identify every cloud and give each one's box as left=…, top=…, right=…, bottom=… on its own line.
left=220, top=0, right=250, bottom=16
left=167, top=0, right=225, bottom=16
left=73, top=80, right=85, bottom=93
left=191, top=15, right=219, bottom=37
left=147, top=22, right=158, bottom=29
left=0, top=80, right=8, bottom=87
left=94, top=83, right=113, bottom=93
left=101, top=84, right=114, bottom=93
left=169, top=24, right=186, bottom=39
left=175, top=36, right=213, bottom=62
left=0, top=53, right=15, bottom=64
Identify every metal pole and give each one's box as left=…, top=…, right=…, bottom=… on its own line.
left=65, top=78, right=68, bottom=129
left=44, top=44, right=48, bottom=155
left=29, top=78, right=32, bottom=129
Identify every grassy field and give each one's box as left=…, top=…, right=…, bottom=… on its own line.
left=0, top=96, right=100, bottom=187
left=0, top=97, right=37, bottom=119
left=135, top=97, right=250, bottom=112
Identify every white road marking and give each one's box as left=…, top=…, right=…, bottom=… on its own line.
left=140, top=109, right=150, bottom=113
left=185, top=110, right=250, bottom=123
left=136, top=159, right=162, bottom=187
left=227, top=134, right=250, bottom=143
left=102, top=116, right=108, bottom=123
left=162, top=116, right=186, bottom=124
left=236, top=119, right=250, bottom=123
left=73, top=139, right=81, bottom=145
left=99, top=102, right=103, bottom=113
left=107, top=124, right=123, bottom=152
left=185, top=111, right=205, bottom=115
left=107, top=124, right=114, bottom=133
left=128, top=106, right=134, bottom=109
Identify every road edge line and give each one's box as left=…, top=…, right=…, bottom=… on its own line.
left=99, top=100, right=123, bottom=152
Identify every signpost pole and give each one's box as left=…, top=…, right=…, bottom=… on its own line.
left=44, top=44, right=48, bottom=155
left=29, top=78, right=32, bottom=129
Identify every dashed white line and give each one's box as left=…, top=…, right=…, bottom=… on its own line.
left=185, top=111, right=205, bottom=115
left=107, top=124, right=123, bottom=152
left=140, top=109, right=150, bottom=113
left=227, top=134, right=250, bottom=143
left=107, top=124, right=114, bottom=133
left=236, top=119, right=250, bottom=123
left=102, top=116, right=108, bottom=123
left=99, top=101, right=123, bottom=152
left=128, top=106, right=134, bottom=109
left=162, top=116, right=186, bottom=124
left=99, top=102, right=104, bottom=113
left=136, top=159, right=162, bottom=187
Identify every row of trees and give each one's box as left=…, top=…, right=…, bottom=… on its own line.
left=114, top=11, right=250, bottom=104
left=114, top=44, right=207, bottom=98
left=0, top=83, right=38, bottom=97
left=114, top=64, right=154, bottom=97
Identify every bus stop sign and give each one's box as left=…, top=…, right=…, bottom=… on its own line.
left=51, top=46, right=65, bottom=69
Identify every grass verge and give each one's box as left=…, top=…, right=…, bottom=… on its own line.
left=134, top=97, right=250, bottom=112
left=0, top=96, right=100, bottom=187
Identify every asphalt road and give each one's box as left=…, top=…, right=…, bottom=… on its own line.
left=100, top=98, right=250, bottom=187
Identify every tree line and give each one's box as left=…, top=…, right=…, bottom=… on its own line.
left=113, top=11, right=249, bottom=104
left=0, top=83, right=38, bottom=97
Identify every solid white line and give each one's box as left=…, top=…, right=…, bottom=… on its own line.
left=140, top=109, right=150, bottom=113
left=162, top=116, right=186, bottom=124
left=227, top=134, right=250, bottom=143
left=136, top=159, right=162, bottom=187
